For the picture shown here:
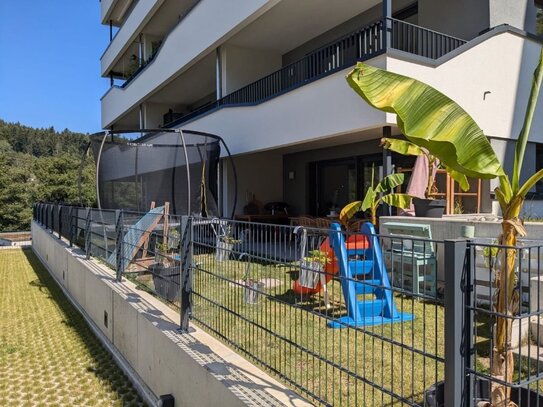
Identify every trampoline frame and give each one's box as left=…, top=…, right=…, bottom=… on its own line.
left=78, top=128, right=238, bottom=218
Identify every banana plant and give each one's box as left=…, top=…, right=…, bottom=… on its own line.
left=346, top=48, right=543, bottom=406
left=381, top=138, right=469, bottom=198
left=339, top=167, right=412, bottom=226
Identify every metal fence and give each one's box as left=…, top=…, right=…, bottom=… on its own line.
left=189, top=217, right=444, bottom=406
left=33, top=203, right=188, bottom=309
left=33, top=203, right=543, bottom=406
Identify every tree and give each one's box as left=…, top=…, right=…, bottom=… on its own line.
left=0, top=119, right=96, bottom=231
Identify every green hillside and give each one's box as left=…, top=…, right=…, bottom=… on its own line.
left=0, top=120, right=96, bottom=232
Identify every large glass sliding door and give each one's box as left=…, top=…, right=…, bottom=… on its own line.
left=308, top=154, right=382, bottom=217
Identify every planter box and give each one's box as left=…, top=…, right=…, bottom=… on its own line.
left=215, top=240, right=233, bottom=262
left=150, top=263, right=180, bottom=302
left=298, top=260, right=323, bottom=289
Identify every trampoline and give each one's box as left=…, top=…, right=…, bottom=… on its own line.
left=80, top=129, right=237, bottom=218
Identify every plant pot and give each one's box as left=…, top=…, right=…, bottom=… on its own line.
left=424, top=379, right=543, bottom=407
left=244, top=280, right=264, bottom=304
left=150, top=263, right=180, bottom=302
left=298, top=260, right=323, bottom=289
left=413, top=198, right=446, bottom=218
left=215, top=240, right=233, bottom=262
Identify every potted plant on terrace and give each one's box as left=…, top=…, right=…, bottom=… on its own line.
left=298, top=249, right=330, bottom=289
left=339, top=166, right=413, bottom=227
left=381, top=138, right=448, bottom=217
left=215, top=231, right=240, bottom=262
left=241, top=256, right=264, bottom=304
left=345, top=47, right=543, bottom=406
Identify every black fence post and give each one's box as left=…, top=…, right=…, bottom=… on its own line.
left=69, top=206, right=74, bottom=247
left=84, top=208, right=91, bottom=260
left=50, top=205, right=54, bottom=233
left=58, top=206, right=62, bottom=239
left=179, top=216, right=192, bottom=332
left=115, top=209, right=123, bottom=282
left=444, top=239, right=471, bottom=407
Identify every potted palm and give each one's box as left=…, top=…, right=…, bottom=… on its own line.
left=345, top=47, right=543, bottom=407
left=381, top=138, right=447, bottom=217
left=339, top=166, right=413, bottom=227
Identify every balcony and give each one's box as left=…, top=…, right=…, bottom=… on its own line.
left=100, top=0, right=136, bottom=26
left=162, top=17, right=466, bottom=129
left=101, top=0, right=163, bottom=77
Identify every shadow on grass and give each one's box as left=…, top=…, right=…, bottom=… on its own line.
left=22, top=249, right=146, bottom=406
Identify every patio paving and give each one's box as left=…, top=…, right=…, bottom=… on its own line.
left=0, top=248, right=146, bottom=406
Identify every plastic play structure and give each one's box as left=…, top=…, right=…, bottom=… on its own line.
left=107, top=203, right=169, bottom=271
left=327, top=222, right=414, bottom=328
left=293, top=222, right=413, bottom=328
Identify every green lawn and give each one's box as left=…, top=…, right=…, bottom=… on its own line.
left=0, top=248, right=145, bottom=407
left=191, top=254, right=446, bottom=406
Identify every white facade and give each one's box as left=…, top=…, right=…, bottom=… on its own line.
left=99, top=0, right=543, bottom=216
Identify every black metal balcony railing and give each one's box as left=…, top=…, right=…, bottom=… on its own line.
left=389, top=18, right=466, bottom=59
left=161, top=18, right=466, bottom=128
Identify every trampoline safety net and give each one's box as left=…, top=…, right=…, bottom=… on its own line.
left=89, top=130, right=222, bottom=216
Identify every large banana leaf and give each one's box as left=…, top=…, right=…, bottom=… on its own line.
left=375, top=173, right=405, bottom=193
left=340, top=200, right=365, bottom=223
left=347, top=63, right=505, bottom=180
left=381, top=193, right=413, bottom=209
left=381, top=138, right=424, bottom=157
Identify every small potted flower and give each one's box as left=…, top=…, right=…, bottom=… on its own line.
left=215, top=234, right=241, bottom=262
left=298, top=250, right=330, bottom=289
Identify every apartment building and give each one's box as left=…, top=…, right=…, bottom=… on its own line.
left=99, top=0, right=543, bottom=217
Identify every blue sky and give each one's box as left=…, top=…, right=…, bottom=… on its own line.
left=0, top=1, right=109, bottom=134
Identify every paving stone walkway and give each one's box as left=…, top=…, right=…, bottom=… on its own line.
left=0, top=248, right=146, bottom=406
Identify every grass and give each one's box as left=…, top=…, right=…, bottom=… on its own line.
left=190, top=253, right=446, bottom=406
left=0, top=248, right=146, bottom=407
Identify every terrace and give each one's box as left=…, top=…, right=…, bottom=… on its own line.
left=32, top=203, right=543, bottom=406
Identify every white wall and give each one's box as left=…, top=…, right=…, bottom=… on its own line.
left=223, top=152, right=283, bottom=215
left=489, top=0, right=537, bottom=33
left=101, top=0, right=164, bottom=76
left=102, top=0, right=281, bottom=128
left=219, top=44, right=282, bottom=95
left=386, top=31, right=543, bottom=144
left=180, top=55, right=388, bottom=155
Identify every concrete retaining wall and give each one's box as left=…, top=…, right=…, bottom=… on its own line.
left=31, top=221, right=310, bottom=407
